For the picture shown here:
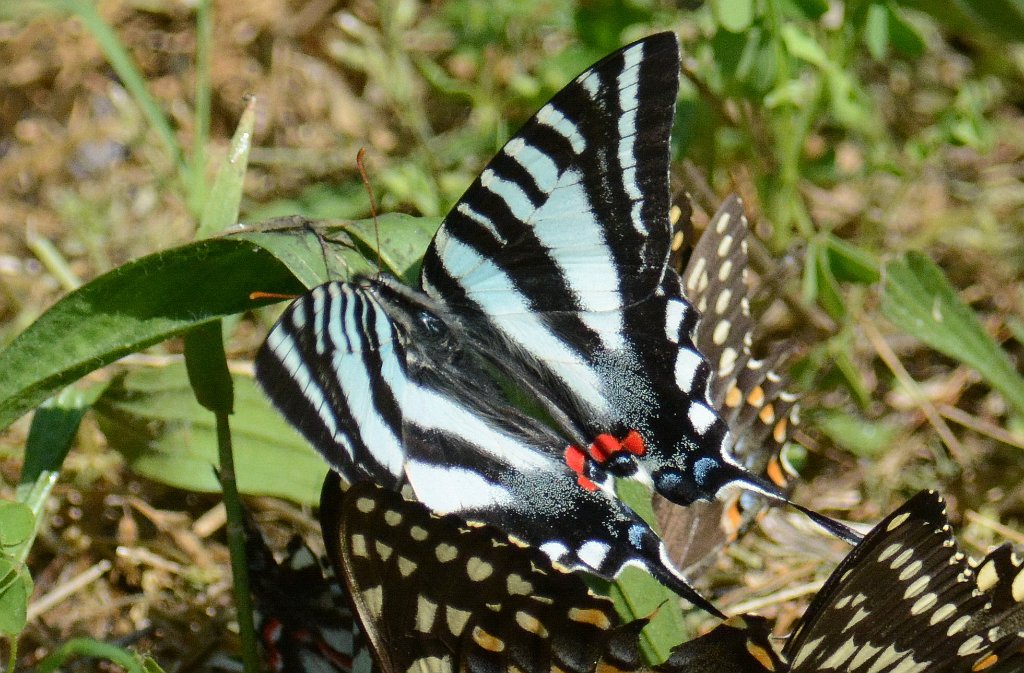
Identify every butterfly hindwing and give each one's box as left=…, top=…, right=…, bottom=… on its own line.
left=321, top=476, right=644, bottom=673
left=656, top=195, right=804, bottom=573
left=784, top=490, right=1024, bottom=673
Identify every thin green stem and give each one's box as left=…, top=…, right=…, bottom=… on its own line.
left=216, top=410, right=261, bottom=673
left=7, top=637, right=17, bottom=672
left=183, top=322, right=260, bottom=673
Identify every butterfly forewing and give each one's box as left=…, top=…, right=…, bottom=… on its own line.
left=256, top=282, right=410, bottom=490
left=422, top=34, right=676, bottom=320
left=419, top=34, right=747, bottom=507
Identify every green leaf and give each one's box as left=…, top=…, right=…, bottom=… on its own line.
left=882, top=253, right=1024, bottom=415
left=0, top=556, right=32, bottom=636
left=825, top=235, right=880, bottom=284
left=792, top=0, right=829, bottom=19
left=903, top=0, right=1024, bottom=45
left=0, top=209, right=439, bottom=433
left=184, top=322, right=233, bottom=414
left=336, top=213, right=441, bottom=284
left=781, top=24, right=830, bottom=69
left=814, top=241, right=846, bottom=320
left=196, top=97, right=255, bottom=239
left=95, top=364, right=328, bottom=505
left=0, top=238, right=304, bottom=432
left=609, top=480, right=688, bottom=662
left=712, top=0, right=754, bottom=33
left=886, top=2, right=926, bottom=58
left=139, top=655, right=168, bottom=673
left=227, top=217, right=366, bottom=289
left=813, top=409, right=900, bottom=458
left=0, top=498, right=34, bottom=635
left=233, top=213, right=440, bottom=288
left=864, top=3, right=890, bottom=60
left=0, top=501, right=34, bottom=551
left=13, top=385, right=106, bottom=570
left=34, top=637, right=144, bottom=673
left=827, top=333, right=872, bottom=409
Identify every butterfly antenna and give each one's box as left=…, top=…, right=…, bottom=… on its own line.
left=250, top=290, right=300, bottom=301
left=356, top=148, right=383, bottom=277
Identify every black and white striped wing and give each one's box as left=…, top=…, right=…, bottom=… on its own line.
left=259, top=276, right=722, bottom=613
left=255, top=281, right=410, bottom=491
left=419, top=33, right=758, bottom=512
left=244, top=511, right=360, bottom=673
left=783, top=490, right=1024, bottom=673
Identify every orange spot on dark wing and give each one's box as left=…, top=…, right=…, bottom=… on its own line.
left=621, top=429, right=646, bottom=456
left=766, top=457, right=787, bottom=487
left=565, top=445, right=601, bottom=491
left=723, top=499, right=743, bottom=539
left=772, top=417, right=788, bottom=443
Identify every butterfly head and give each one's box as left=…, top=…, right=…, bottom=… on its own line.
left=370, top=275, right=458, bottom=349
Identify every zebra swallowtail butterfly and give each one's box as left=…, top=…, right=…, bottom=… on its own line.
left=657, top=194, right=802, bottom=574
left=319, top=476, right=784, bottom=673
left=256, top=32, right=854, bottom=614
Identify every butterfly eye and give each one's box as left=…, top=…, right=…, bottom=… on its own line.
left=418, top=312, right=446, bottom=337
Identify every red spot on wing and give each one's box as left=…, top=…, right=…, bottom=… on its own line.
left=565, top=445, right=586, bottom=474
left=590, top=434, right=620, bottom=461
left=565, top=445, right=599, bottom=491
left=621, top=429, right=646, bottom=456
